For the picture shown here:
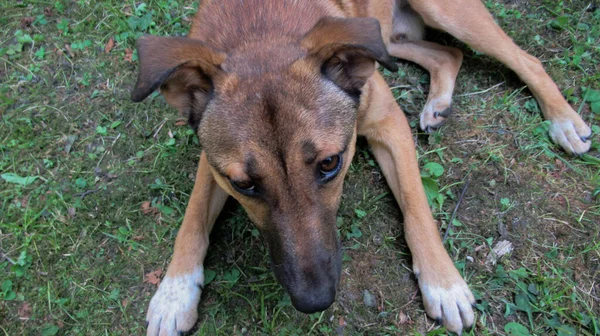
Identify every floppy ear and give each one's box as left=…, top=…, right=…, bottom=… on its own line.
left=131, top=35, right=226, bottom=128
left=301, top=17, right=397, bottom=96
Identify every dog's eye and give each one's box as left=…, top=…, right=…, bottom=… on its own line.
left=318, top=154, right=342, bottom=183
left=231, top=180, right=256, bottom=195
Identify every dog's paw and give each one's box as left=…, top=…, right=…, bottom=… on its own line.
left=146, top=267, right=204, bottom=336
left=548, top=117, right=592, bottom=155
left=420, top=95, right=453, bottom=133
left=418, top=274, right=475, bottom=335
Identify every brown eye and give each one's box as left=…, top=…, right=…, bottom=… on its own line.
left=318, top=154, right=342, bottom=183
left=319, top=155, right=340, bottom=173
left=231, top=180, right=256, bottom=195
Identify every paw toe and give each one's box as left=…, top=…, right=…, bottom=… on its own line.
left=548, top=118, right=592, bottom=155
left=420, top=101, right=453, bottom=131
left=420, top=280, right=475, bottom=335
left=146, top=269, right=204, bottom=336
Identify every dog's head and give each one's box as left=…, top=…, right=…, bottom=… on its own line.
left=132, top=17, right=396, bottom=313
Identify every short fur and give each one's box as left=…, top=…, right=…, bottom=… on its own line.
left=132, top=0, right=592, bottom=335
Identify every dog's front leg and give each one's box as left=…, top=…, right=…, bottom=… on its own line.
left=358, top=73, right=474, bottom=334
left=146, top=151, right=228, bottom=336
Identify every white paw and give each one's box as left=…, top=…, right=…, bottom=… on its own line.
left=146, top=267, right=204, bottom=336
left=419, top=279, right=475, bottom=335
left=548, top=119, right=592, bottom=155
left=420, top=94, right=453, bottom=132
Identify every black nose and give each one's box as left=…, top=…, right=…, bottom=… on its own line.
left=290, top=285, right=336, bottom=314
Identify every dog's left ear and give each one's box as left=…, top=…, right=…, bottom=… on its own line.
left=301, top=17, right=398, bottom=95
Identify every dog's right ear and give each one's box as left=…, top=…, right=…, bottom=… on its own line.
left=301, top=17, right=398, bottom=97
left=131, top=36, right=226, bottom=127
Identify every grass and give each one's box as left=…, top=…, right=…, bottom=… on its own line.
left=1, top=0, right=599, bottom=335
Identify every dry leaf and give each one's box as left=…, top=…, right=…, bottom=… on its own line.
left=141, top=201, right=158, bottom=216
left=124, top=48, right=133, bottom=62
left=64, top=44, right=74, bottom=58
left=18, top=302, right=32, bottom=320
left=144, top=269, right=163, bottom=286
left=44, top=7, right=53, bottom=17
left=20, top=17, right=34, bottom=28
left=485, top=240, right=513, bottom=265
left=104, top=37, right=114, bottom=53
left=175, top=120, right=187, bottom=127
left=398, top=311, right=410, bottom=324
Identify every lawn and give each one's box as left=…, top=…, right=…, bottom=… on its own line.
left=1, top=0, right=599, bottom=335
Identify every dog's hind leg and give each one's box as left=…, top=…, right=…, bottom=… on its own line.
left=388, top=40, right=463, bottom=132
left=389, top=0, right=464, bottom=132
left=408, top=0, right=592, bottom=154
left=146, top=152, right=228, bottom=336
left=358, top=72, right=475, bottom=334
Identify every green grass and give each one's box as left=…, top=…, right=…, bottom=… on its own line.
left=1, top=0, right=599, bottom=335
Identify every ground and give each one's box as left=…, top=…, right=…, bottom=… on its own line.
left=1, top=0, right=599, bottom=335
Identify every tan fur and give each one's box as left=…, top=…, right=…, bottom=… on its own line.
left=133, top=0, right=591, bottom=335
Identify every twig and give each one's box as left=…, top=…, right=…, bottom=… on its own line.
left=457, top=82, right=504, bottom=97
left=153, top=119, right=168, bottom=138
left=74, top=189, right=99, bottom=198
left=389, top=84, right=412, bottom=90
left=0, top=252, right=16, bottom=265
left=443, top=177, right=470, bottom=242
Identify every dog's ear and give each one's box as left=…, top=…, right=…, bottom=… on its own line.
left=131, top=35, right=226, bottom=127
left=301, top=17, right=397, bottom=95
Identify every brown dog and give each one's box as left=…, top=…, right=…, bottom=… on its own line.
left=131, top=0, right=592, bottom=335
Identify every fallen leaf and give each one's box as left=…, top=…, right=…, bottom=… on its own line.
left=363, top=290, right=377, bottom=308
left=20, top=196, right=29, bottom=208
left=144, top=269, right=163, bottom=286
left=141, top=201, right=159, bottom=216
left=338, top=316, right=346, bottom=327
left=20, top=17, right=34, bottom=28
left=18, top=302, right=32, bottom=320
left=44, top=7, right=53, bottom=17
left=67, top=207, right=76, bottom=218
left=175, top=119, right=187, bottom=126
left=104, top=37, right=114, bottom=53
left=485, top=240, right=513, bottom=265
left=398, top=311, right=410, bottom=324
left=121, top=298, right=129, bottom=308
left=64, top=44, right=74, bottom=58
left=124, top=48, right=133, bottom=62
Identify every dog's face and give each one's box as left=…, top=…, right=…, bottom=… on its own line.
left=131, top=17, right=397, bottom=313
left=201, top=68, right=358, bottom=313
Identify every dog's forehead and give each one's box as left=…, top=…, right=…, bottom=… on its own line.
left=200, top=74, right=356, bottom=168
left=222, top=42, right=306, bottom=76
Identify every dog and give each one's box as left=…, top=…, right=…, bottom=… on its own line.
left=131, top=0, right=592, bottom=334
